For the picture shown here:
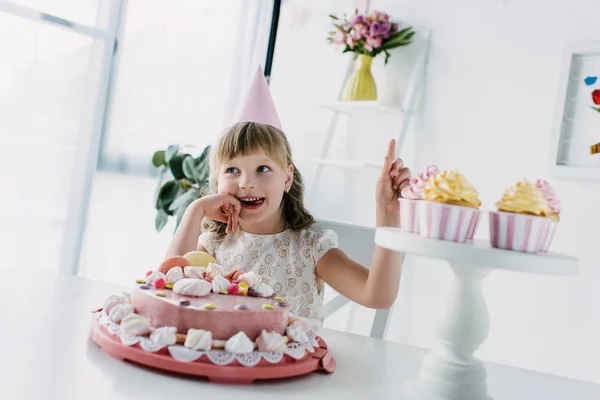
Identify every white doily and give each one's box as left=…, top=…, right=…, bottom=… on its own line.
left=98, top=311, right=121, bottom=335
left=167, top=346, right=205, bottom=362
left=206, top=350, right=236, bottom=365
left=139, top=337, right=167, bottom=353
left=120, top=330, right=141, bottom=346
left=259, top=351, right=284, bottom=364
left=97, top=312, right=319, bottom=367
left=233, top=352, right=262, bottom=367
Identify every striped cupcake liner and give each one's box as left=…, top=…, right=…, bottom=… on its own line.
left=467, top=211, right=481, bottom=240
left=539, top=220, right=558, bottom=253
left=399, top=198, right=420, bottom=234
left=488, top=211, right=552, bottom=253
left=417, top=201, right=482, bottom=243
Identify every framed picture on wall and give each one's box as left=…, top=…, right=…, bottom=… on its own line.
left=549, top=40, right=600, bottom=180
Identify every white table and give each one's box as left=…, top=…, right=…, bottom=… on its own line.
left=2, top=268, right=599, bottom=399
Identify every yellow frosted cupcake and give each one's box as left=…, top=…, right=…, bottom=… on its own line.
left=489, top=180, right=553, bottom=253
left=417, top=170, right=482, bottom=242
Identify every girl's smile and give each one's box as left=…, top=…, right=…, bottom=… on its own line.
left=238, top=196, right=265, bottom=210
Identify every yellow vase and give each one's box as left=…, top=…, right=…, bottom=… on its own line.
left=341, top=54, right=377, bottom=101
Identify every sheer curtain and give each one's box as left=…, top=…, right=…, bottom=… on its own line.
left=0, top=0, right=118, bottom=271
left=78, top=0, right=274, bottom=285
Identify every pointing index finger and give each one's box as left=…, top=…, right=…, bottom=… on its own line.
left=386, top=138, right=396, bottom=160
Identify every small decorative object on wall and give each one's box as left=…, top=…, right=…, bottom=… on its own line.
left=550, top=40, right=600, bottom=180
left=584, top=77, right=600, bottom=154
left=327, top=10, right=415, bottom=101
left=152, top=145, right=210, bottom=232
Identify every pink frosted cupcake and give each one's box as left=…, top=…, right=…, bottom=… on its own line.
left=489, top=180, right=552, bottom=253
left=535, top=179, right=561, bottom=252
left=418, top=170, right=483, bottom=243
left=399, top=165, right=438, bottom=234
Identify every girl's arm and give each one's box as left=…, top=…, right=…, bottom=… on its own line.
left=316, top=139, right=411, bottom=309
left=165, top=200, right=206, bottom=257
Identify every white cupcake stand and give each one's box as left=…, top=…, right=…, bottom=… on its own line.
left=375, top=228, right=579, bottom=400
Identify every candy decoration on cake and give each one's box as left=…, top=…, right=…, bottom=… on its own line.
left=184, top=329, right=213, bottom=351
left=225, top=331, right=254, bottom=354
left=173, top=278, right=212, bottom=297
left=121, top=314, right=152, bottom=336
left=153, top=277, right=166, bottom=289
left=211, top=274, right=230, bottom=293
left=256, top=330, right=288, bottom=353
left=166, top=266, right=184, bottom=284
left=103, top=295, right=124, bottom=314
left=183, top=251, right=217, bottom=267
left=238, top=271, right=261, bottom=287
left=251, top=282, right=274, bottom=297
left=108, top=303, right=134, bottom=322
left=205, top=262, right=224, bottom=279
left=150, top=326, right=178, bottom=346
left=158, top=255, right=191, bottom=273
left=145, top=271, right=166, bottom=286
left=183, top=266, right=205, bottom=279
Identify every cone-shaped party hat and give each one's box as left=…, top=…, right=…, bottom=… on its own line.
left=231, top=66, right=282, bottom=130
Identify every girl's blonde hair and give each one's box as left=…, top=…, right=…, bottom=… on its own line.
left=202, top=121, right=315, bottom=238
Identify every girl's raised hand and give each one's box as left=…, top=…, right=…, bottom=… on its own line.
left=375, top=139, right=411, bottom=225
left=196, top=193, right=241, bottom=234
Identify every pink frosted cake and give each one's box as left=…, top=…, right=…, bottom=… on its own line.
left=89, top=252, right=335, bottom=383
left=131, top=283, right=290, bottom=340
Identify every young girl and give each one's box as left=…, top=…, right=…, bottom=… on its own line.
left=166, top=121, right=411, bottom=324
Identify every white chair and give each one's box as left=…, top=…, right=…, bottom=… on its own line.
left=316, top=219, right=402, bottom=339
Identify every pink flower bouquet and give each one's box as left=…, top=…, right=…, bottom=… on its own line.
left=327, top=10, right=415, bottom=64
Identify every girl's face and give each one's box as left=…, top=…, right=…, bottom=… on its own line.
left=217, top=149, right=293, bottom=234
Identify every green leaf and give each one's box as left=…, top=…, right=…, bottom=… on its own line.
left=157, top=180, right=182, bottom=215
left=198, top=145, right=210, bottom=164
left=165, top=145, right=179, bottom=163
left=329, top=14, right=338, bottom=20
left=169, top=154, right=191, bottom=180
left=182, top=156, right=197, bottom=181
left=154, top=167, right=167, bottom=207
left=380, top=35, right=415, bottom=51
left=155, top=208, right=169, bottom=232
left=591, top=106, right=600, bottom=113
left=168, top=189, right=198, bottom=212
left=152, top=150, right=166, bottom=167
left=196, top=161, right=210, bottom=185
left=384, top=50, right=391, bottom=65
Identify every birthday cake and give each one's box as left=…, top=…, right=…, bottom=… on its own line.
left=89, top=252, right=335, bottom=383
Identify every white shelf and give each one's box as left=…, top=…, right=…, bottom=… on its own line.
left=375, top=228, right=579, bottom=276
left=317, top=101, right=407, bottom=116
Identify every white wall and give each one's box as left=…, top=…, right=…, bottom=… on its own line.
left=376, top=0, right=600, bottom=384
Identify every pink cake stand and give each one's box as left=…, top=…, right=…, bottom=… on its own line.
left=89, top=314, right=336, bottom=384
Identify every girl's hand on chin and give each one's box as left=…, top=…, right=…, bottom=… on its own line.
left=196, top=193, right=241, bottom=234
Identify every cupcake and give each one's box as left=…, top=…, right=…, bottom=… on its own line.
left=399, top=165, right=438, bottom=234
left=417, top=170, right=482, bottom=243
left=489, top=180, right=552, bottom=253
left=535, top=179, right=561, bottom=252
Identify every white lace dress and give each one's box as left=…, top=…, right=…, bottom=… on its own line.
left=198, top=227, right=338, bottom=324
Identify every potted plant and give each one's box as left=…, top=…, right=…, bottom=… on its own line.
left=152, top=144, right=210, bottom=232
left=327, top=10, right=416, bottom=101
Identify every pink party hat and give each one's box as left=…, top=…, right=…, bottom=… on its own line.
left=231, top=66, right=283, bottom=130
